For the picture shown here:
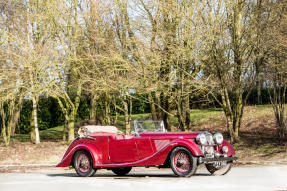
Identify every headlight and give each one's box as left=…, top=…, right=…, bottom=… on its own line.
left=205, top=132, right=214, bottom=145
left=196, top=133, right=207, bottom=145
left=213, top=132, right=223, bottom=145
left=222, top=146, right=228, bottom=153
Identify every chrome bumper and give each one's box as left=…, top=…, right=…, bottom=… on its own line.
left=198, top=156, right=238, bottom=163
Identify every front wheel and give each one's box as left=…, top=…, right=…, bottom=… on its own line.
left=170, top=147, right=197, bottom=177
left=111, top=167, right=132, bottom=176
left=73, top=150, right=96, bottom=177
left=205, top=161, right=232, bottom=176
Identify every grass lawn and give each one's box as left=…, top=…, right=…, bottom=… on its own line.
left=0, top=105, right=286, bottom=168
left=9, top=125, right=65, bottom=142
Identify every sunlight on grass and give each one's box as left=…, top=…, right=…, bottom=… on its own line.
left=9, top=126, right=64, bottom=142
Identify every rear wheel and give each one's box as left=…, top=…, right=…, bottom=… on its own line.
left=170, top=147, right=197, bottom=177
left=111, top=167, right=132, bottom=176
left=73, top=150, right=96, bottom=177
left=205, top=161, right=232, bottom=176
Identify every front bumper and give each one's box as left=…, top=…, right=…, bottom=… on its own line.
left=198, top=156, right=238, bottom=163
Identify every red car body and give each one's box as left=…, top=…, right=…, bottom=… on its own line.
left=57, top=131, right=236, bottom=173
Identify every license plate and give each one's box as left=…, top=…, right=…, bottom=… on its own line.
left=214, top=161, right=227, bottom=166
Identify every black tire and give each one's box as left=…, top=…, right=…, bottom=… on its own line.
left=111, top=167, right=132, bottom=176
left=205, top=161, right=232, bottom=176
left=73, top=150, right=96, bottom=177
left=170, top=147, right=197, bottom=177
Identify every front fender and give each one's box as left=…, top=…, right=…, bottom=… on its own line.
left=221, top=140, right=235, bottom=157
left=171, top=139, right=204, bottom=156
left=56, top=143, right=102, bottom=168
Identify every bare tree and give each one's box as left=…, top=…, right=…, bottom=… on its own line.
left=0, top=0, right=60, bottom=144
left=262, top=0, right=287, bottom=139
left=200, top=0, right=261, bottom=142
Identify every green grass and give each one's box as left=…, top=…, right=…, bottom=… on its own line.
left=189, top=108, right=222, bottom=121
left=9, top=125, right=64, bottom=142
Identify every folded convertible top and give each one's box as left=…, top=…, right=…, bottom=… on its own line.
left=78, top=125, right=119, bottom=137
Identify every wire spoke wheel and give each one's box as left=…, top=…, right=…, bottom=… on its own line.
left=170, top=147, right=197, bottom=177
left=77, top=153, right=90, bottom=173
left=74, top=150, right=96, bottom=177
left=174, top=151, right=191, bottom=173
left=205, top=161, right=232, bottom=176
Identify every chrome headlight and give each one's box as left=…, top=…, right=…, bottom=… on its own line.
left=196, top=133, right=207, bottom=145
left=213, top=132, right=223, bottom=145
left=222, top=146, right=228, bottom=153
left=205, top=132, right=214, bottom=145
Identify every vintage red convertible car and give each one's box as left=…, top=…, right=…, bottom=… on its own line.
left=57, top=120, right=237, bottom=177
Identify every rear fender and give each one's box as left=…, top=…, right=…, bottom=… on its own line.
left=56, top=143, right=102, bottom=168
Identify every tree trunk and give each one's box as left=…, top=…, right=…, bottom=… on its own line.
left=104, top=98, right=111, bottom=125
left=163, top=112, right=171, bottom=132
left=67, top=81, right=81, bottom=142
left=222, top=101, right=243, bottom=143
left=232, top=92, right=243, bottom=142
left=1, top=122, right=8, bottom=146
left=56, top=81, right=81, bottom=142
left=184, top=95, right=191, bottom=131
left=90, top=92, right=97, bottom=120
left=255, top=0, right=263, bottom=105
left=161, top=93, right=171, bottom=131
left=148, top=92, right=158, bottom=121
left=123, top=99, right=131, bottom=134
left=30, top=109, right=36, bottom=143
left=255, top=58, right=263, bottom=105
left=63, top=119, right=68, bottom=142
left=256, top=75, right=262, bottom=105
left=6, top=100, right=15, bottom=145
left=129, top=96, right=132, bottom=123
left=112, top=110, right=119, bottom=126
left=67, top=114, right=75, bottom=142
left=226, top=117, right=235, bottom=143
left=0, top=102, right=9, bottom=146
left=176, top=96, right=186, bottom=131
left=233, top=115, right=241, bottom=142
left=269, top=84, right=287, bottom=139
left=226, top=1, right=243, bottom=143
left=31, top=95, right=40, bottom=144
left=0, top=99, right=19, bottom=146
left=10, top=96, right=23, bottom=135
left=154, top=92, right=162, bottom=120
left=220, top=89, right=242, bottom=143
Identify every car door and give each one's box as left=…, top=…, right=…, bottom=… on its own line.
left=109, top=136, right=139, bottom=163
left=135, top=137, right=154, bottom=160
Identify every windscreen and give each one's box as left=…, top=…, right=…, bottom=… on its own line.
left=132, top=120, right=167, bottom=134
